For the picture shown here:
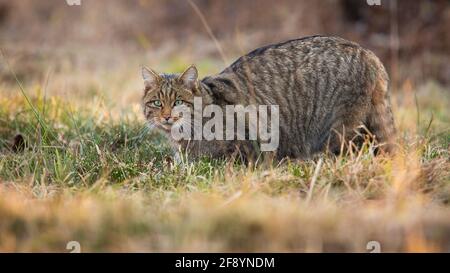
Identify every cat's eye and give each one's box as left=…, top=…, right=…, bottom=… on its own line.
left=174, top=99, right=183, bottom=106
left=151, top=100, right=162, bottom=107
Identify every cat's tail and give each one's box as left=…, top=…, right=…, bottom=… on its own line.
left=365, top=52, right=397, bottom=154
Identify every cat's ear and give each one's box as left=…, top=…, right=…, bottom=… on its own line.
left=141, top=66, right=161, bottom=90
left=178, top=65, right=198, bottom=89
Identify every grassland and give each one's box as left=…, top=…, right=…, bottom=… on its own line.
left=0, top=46, right=449, bottom=252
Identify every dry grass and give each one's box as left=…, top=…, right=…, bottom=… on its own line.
left=0, top=0, right=449, bottom=252
left=0, top=54, right=449, bottom=252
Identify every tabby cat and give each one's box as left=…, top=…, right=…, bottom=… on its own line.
left=141, top=36, right=395, bottom=160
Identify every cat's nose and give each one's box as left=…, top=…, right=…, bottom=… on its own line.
left=163, top=116, right=171, bottom=121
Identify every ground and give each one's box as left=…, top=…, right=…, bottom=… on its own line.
left=0, top=47, right=449, bottom=252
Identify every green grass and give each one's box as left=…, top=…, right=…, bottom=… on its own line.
left=0, top=76, right=449, bottom=252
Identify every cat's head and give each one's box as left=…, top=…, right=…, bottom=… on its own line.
left=141, top=65, right=201, bottom=132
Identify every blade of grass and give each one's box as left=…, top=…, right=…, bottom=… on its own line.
left=306, top=158, right=323, bottom=204
left=0, top=48, right=59, bottom=145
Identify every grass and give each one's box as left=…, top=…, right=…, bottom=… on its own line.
left=0, top=59, right=449, bottom=252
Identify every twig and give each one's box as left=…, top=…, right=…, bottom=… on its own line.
left=187, top=0, right=228, bottom=64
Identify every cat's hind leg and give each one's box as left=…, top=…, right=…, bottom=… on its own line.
left=366, top=73, right=396, bottom=154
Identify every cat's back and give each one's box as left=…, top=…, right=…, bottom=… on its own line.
left=210, top=35, right=385, bottom=107
left=205, top=35, right=393, bottom=159
left=223, top=35, right=367, bottom=74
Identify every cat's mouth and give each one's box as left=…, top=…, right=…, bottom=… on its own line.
left=157, top=118, right=182, bottom=132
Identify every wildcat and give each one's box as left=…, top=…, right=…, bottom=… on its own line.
left=141, top=36, right=396, bottom=160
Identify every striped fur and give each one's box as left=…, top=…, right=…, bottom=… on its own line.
left=142, top=36, right=396, bottom=160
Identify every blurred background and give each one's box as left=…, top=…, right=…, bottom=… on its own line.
left=0, top=0, right=449, bottom=252
left=0, top=0, right=449, bottom=95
